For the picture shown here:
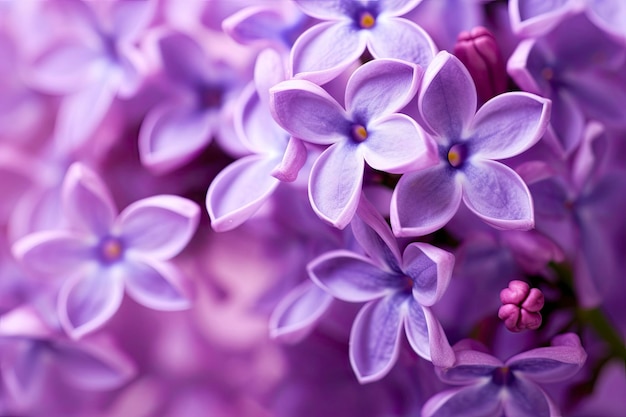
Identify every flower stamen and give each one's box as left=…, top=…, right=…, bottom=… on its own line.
left=359, top=11, right=376, bottom=29
left=351, top=124, right=368, bottom=142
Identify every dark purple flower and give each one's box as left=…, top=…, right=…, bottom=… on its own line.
left=308, top=197, right=455, bottom=382
left=12, top=163, right=199, bottom=338
left=291, top=0, right=436, bottom=84
left=391, top=51, right=551, bottom=237
left=422, top=333, right=587, bottom=417
left=271, top=58, right=435, bottom=228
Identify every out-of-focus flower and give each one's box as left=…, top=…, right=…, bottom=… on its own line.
left=12, top=163, right=199, bottom=339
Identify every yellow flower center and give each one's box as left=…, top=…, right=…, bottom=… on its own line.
left=351, top=124, right=368, bottom=142
left=359, top=11, right=376, bottom=29
left=101, top=238, right=123, bottom=262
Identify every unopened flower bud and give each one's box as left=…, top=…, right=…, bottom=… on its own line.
left=453, top=26, right=507, bottom=103
left=498, top=280, right=544, bottom=332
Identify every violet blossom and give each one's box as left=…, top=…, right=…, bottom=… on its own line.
left=271, top=58, right=434, bottom=229
left=391, top=51, right=551, bottom=237
left=12, top=163, right=199, bottom=339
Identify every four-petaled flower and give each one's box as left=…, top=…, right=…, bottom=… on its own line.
left=422, top=333, right=587, bottom=417
left=271, top=58, right=435, bottom=229
left=391, top=51, right=551, bottom=237
left=308, top=197, right=455, bottom=383
left=13, top=163, right=200, bottom=339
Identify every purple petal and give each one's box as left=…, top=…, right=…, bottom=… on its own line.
left=462, top=160, right=534, bottom=230
left=293, top=0, right=350, bottom=20
left=290, top=21, right=366, bottom=84
left=122, top=259, right=190, bottom=311
left=271, top=137, right=308, bottom=182
left=54, top=71, right=118, bottom=151
left=12, top=230, right=92, bottom=277
left=349, top=294, right=406, bottom=383
left=139, top=104, right=215, bottom=175
left=345, top=58, right=421, bottom=122
left=403, top=242, right=454, bottom=306
left=62, top=162, right=117, bottom=236
left=546, top=89, right=585, bottom=157
left=352, top=195, right=402, bottom=271
left=207, top=155, right=281, bottom=232
left=503, top=377, right=552, bottom=417
left=422, top=383, right=503, bottom=417
left=469, top=92, right=551, bottom=160
left=110, top=0, right=155, bottom=42
left=308, top=250, right=400, bottom=302
left=363, top=114, right=434, bottom=173
left=507, top=333, right=587, bottom=383
left=509, top=0, right=571, bottom=37
left=58, top=268, right=125, bottom=339
left=368, top=17, right=436, bottom=67
left=309, top=141, right=364, bottom=229
left=157, top=31, right=206, bottom=85
left=378, top=0, right=423, bottom=16
left=437, top=349, right=502, bottom=385
left=236, top=83, right=286, bottom=154
left=269, top=280, right=333, bottom=343
left=391, top=165, right=462, bottom=237
left=116, top=195, right=200, bottom=260
left=404, top=303, right=454, bottom=367
left=254, top=48, right=287, bottom=107
left=223, top=6, right=290, bottom=47
left=418, top=52, right=476, bottom=141
left=270, top=79, right=351, bottom=145
left=53, top=336, right=136, bottom=390
left=2, top=340, right=43, bottom=403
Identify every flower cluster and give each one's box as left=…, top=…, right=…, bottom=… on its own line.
left=0, top=1, right=625, bottom=416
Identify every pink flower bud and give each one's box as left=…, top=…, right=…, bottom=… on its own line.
left=498, top=280, right=544, bottom=332
left=453, top=26, right=507, bottom=103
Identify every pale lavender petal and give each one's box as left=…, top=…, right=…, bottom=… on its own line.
left=207, top=155, right=281, bottom=232
left=223, top=6, right=289, bottom=47
left=54, top=336, right=136, bottom=390
left=157, top=31, right=206, bottom=84
left=391, top=165, right=462, bottom=237
left=507, top=333, right=587, bottom=383
left=293, top=0, right=351, bottom=20
left=363, top=114, right=433, bottom=174
left=110, top=0, right=155, bottom=42
left=28, top=41, right=101, bottom=94
left=368, top=17, right=436, bottom=67
left=404, top=303, right=454, bottom=367
left=254, top=48, right=287, bottom=107
left=116, top=195, right=200, bottom=260
left=269, top=280, right=333, bottom=343
left=353, top=195, right=402, bottom=270
left=345, top=58, right=421, bottom=122
left=418, top=52, right=476, bottom=140
left=309, top=142, right=364, bottom=229
left=349, top=294, right=406, bottom=383
left=62, top=163, right=117, bottom=236
left=290, top=21, right=366, bottom=84
left=546, top=89, right=585, bottom=157
left=379, top=0, right=423, bottom=16
left=469, top=92, right=551, bottom=160
left=270, top=79, right=351, bottom=145
left=139, top=104, right=215, bottom=175
left=271, top=137, right=307, bottom=182
left=422, top=383, right=503, bottom=417
left=58, top=267, right=125, bottom=339
left=509, top=0, right=572, bottom=37
left=123, top=259, right=190, bottom=311
left=2, top=340, right=43, bottom=403
left=54, top=70, right=119, bottom=151
left=462, top=160, right=534, bottom=230
left=503, top=377, right=552, bottom=417
left=308, top=250, right=401, bottom=302
left=12, top=230, right=92, bottom=277
left=403, top=242, right=454, bottom=306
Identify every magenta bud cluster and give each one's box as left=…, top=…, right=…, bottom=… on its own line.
left=498, top=280, right=545, bottom=332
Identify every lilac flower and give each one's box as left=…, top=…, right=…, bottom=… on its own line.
left=27, top=0, right=154, bottom=151
left=422, top=333, right=587, bottom=417
left=139, top=30, right=243, bottom=174
left=498, top=280, right=544, bottom=332
left=391, top=51, right=551, bottom=237
left=12, top=163, right=199, bottom=339
left=308, top=197, right=455, bottom=382
left=291, top=0, right=436, bottom=84
left=508, top=12, right=626, bottom=156
left=508, top=0, right=574, bottom=37
left=207, top=48, right=307, bottom=232
left=0, top=305, right=135, bottom=406
left=271, top=58, right=435, bottom=229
